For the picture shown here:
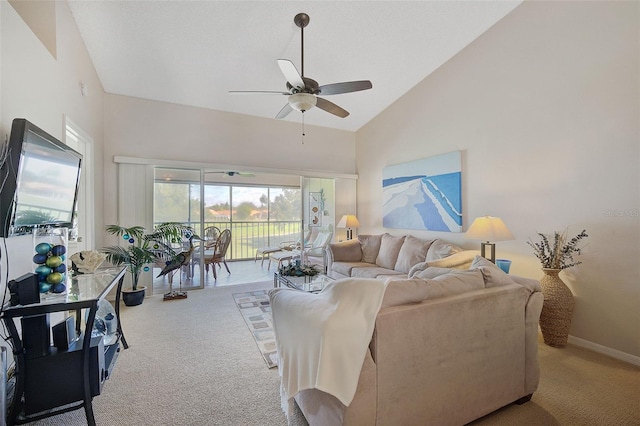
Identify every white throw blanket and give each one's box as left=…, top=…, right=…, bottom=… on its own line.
left=270, top=278, right=388, bottom=417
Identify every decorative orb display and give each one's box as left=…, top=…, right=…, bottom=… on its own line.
left=143, top=266, right=150, bottom=272
left=35, top=242, right=53, bottom=255
left=51, top=283, right=66, bottom=293
left=153, top=244, right=159, bottom=249
left=129, top=238, right=135, bottom=244
left=35, top=265, right=52, bottom=279
left=33, top=241, right=67, bottom=294
left=45, top=256, right=63, bottom=268
left=46, top=272, right=64, bottom=284
left=123, top=234, right=130, bottom=240
left=51, top=245, right=66, bottom=256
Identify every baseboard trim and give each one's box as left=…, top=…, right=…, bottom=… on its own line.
left=568, top=335, right=640, bottom=366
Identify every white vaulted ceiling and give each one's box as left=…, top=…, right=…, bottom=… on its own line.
left=67, top=1, right=522, bottom=132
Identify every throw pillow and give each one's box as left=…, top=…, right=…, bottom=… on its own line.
left=359, top=234, right=383, bottom=264
left=411, top=266, right=456, bottom=279
left=394, top=235, right=434, bottom=273
left=425, top=239, right=464, bottom=261
left=331, top=238, right=362, bottom=262
left=470, top=255, right=517, bottom=288
left=376, top=234, right=406, bottom=270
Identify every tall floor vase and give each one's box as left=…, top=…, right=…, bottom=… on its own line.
left=539, top=268, right=575, bottom=347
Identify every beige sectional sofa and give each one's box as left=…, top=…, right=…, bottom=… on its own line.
left=272, top=256, right=543, bottom=425
left=327, top=233, right=478, bottom=279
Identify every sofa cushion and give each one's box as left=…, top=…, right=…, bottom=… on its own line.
left=381, top=279, right=430, bottom=308
left=351, top=266, right=404, bottom=279
left=411, top=266, right=456, bottom=279
left=425, top=239, right=464, bottom=261
left=331, top=239, right=363, bottom=262
left=470, top=255, right=517, bottom=288
left=332, top=261, right=372, bottom=277
left=381, top=270, right=484, bottom=308
left=428, top=270, right=485, bottom=297
left=359, top=235, right=383, bottom=264
left=394, top=235, right=434, bottom=274
left=376, top=234, right=406, bottom=270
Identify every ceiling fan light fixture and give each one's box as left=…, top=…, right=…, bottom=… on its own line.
left=288, top=93, right=316, bottom=112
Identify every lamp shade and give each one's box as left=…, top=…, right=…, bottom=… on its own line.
left=465, top=216, right=514, bottom=242
left=288, top=93, right=317, bottom=112
left=337, top=215, right=360, bottom=229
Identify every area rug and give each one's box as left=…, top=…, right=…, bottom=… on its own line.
left=233, top=290, right=278, bottom=368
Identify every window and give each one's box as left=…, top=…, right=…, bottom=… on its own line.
left=153, top=168, right=301, bottom=260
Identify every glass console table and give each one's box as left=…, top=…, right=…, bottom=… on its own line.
left=1, top=266, right=128, bottom=426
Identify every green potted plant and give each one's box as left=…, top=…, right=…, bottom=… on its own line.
left=103, top=222, right=195, bottom=306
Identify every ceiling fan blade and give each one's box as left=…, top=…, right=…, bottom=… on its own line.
left=277, top=59, right=305, bottom=91
left=229, top=90, right=289, bottom=95
left=275, top=103, right=294, bottom=119
left=316, top=97, right=349, bottom=118
left=318, top=80, right=373, bottom=95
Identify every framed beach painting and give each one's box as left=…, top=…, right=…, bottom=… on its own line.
left=382, top=151, right=462, bottom=232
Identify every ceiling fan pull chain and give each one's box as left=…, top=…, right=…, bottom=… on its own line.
left=301, top=113, right=305, bottom=144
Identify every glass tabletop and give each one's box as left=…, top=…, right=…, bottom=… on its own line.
left=2, top=266, right=126, bottom=316
left=276, top=273, right=334, bottom=293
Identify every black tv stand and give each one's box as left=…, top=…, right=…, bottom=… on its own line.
left=1, top=266, right=127, bottom=425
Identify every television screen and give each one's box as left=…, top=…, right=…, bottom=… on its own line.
left=0, top=119, right=82, bottom=237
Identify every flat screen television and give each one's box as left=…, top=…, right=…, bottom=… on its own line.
left=0, top=119, right=82, bottom=237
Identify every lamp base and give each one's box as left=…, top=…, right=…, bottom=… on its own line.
left=480, top=242, right=496, bottom=263
left=346, top=229, right=353, bottom=240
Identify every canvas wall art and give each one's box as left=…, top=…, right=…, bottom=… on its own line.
left=382, top=151, right=462, bottom=232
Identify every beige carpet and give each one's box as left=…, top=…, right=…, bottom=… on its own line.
left=25, top=281, right=639, bottom=425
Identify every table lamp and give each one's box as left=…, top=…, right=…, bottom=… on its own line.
left=337, top=214, right=360, bottom=240
left=465, top=216, right=514, bottom=263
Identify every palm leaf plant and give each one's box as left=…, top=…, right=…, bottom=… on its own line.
left=103, top=222, right=196, bottom=290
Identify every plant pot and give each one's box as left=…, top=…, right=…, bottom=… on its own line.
left=122, top=286, right=146, bottom=307
left=538, top=268, right=574, bottom=347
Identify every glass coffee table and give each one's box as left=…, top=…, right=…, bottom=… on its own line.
left=273, top=272, right=334, bottom=293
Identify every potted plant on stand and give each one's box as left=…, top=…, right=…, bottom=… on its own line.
left=527, top=228, right=588, bottom=347
left=103, top=222, right=195, bottom=306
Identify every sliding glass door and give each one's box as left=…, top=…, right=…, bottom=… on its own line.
left=152, top=167, right=302, bottom=293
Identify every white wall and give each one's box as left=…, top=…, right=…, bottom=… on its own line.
left=103, top=94, right=358, bottom=234
left=357, top=1, right=639, bottom=359
left=0, top=0, right=105, bottom=281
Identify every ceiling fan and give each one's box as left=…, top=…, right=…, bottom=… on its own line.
left=229, top=13, right=373, bottom=119
left=205, top=171, right=255, bottom=178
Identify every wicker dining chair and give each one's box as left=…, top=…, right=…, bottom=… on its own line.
left=204, top=229, right=231, bottom=279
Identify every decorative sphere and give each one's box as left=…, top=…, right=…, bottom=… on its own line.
left=129, top=238, right=135, bottom=244
left=33, top=254, right=48, bottom=264
left=153, top=244, right=159, bottom=249
left=35, top=243, right=53, bottom=255
left=51, top=245, right=66, bottom=256
left=165, top=260, right=171, bottom=266
left=46, top=272, right=64, bottom=284
left=51, top=283, right=66, bottom=293
left=45, top=256, right=63, bottom=268
left=143, top=266, right=150, bottom=272
left=123, top=234, right=130, bottom=240
left=35, top=265, right=52, bottom=278
left=39, top=282, right=52, bottom=293
left=53, top=264, right=67, bottom=273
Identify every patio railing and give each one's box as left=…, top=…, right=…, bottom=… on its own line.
left=156, top=220, right=302, bottom=261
